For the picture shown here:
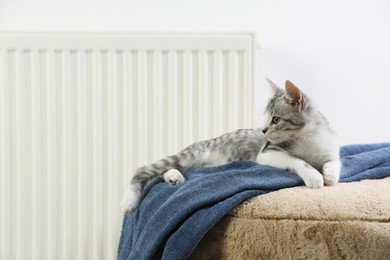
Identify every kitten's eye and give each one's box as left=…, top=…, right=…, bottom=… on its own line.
left=272, top=116, right=281, bottom=125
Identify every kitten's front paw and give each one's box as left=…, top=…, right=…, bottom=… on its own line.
left=323, top=160, right=341, bottom=186
left=303, top=170, right=324, bottom=189
left=163, top=169, right=185, bottom=185
left=121, top=185, right=141, bottom=213
left=323, top=173, right=338, bottom=186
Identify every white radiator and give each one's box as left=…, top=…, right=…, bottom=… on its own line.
left=0, top=33, right=255, bottom=260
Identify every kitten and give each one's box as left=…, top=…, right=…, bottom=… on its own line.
left=121, top=79, right=340, bottom=213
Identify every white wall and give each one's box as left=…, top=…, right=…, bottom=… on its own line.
left=1, top=0, right=389, bottom=145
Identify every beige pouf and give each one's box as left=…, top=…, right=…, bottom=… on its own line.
left=190, top=177, right=390, bottom=260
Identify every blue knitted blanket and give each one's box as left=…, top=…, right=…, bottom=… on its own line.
left=118, top=143, right=390, bottom=260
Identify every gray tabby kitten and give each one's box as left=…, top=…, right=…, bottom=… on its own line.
left=121, top=79, right=340, bottom=213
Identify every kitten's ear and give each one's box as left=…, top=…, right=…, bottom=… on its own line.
left=266, top=78, right=283, bottom=96
left=284, top=80, right=305, bottom=112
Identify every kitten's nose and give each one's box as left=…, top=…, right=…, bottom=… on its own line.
left=262, top=128, right=268, bottom=134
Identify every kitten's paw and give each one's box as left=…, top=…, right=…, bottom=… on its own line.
left=303, top=170, right=324, bottom=189
left=323, top=160, right=341, bottom=186
left=163, top=169, right=185, bottom=185
left=121, top=184, right=141, bottom=213
left=323, top=172, right=338, bottom=186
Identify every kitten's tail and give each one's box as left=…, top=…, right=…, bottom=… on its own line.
left=121, top=155, right=180, bottom=213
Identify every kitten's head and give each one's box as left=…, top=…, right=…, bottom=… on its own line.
left=262, top=79, right=326, bottom=146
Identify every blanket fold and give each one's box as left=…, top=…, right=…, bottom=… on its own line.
left=118, top=143, right=390, bottom=260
